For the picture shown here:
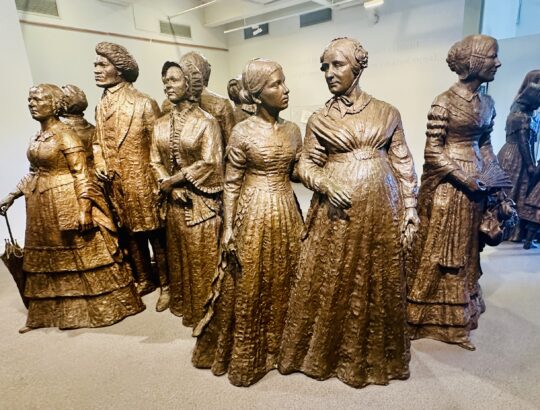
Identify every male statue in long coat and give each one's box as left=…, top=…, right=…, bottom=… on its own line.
left=92, top=42, right=169, bottom=311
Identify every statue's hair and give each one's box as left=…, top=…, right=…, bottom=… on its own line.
left=239, top=58, right=282, bottom=105
left=95, top=42, right=139, bottom=83
left=227, top=75, right=242, bottom=104
left=320, top=37, right=368, bottom=75
left=61, top=84, right=88, bottom=115
left=30, top=83, right=67, bottom=117
left=446, top=35, right=498, bottom=81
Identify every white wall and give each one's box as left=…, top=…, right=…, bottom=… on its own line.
left=488, top=33, right=540, bottom=153
left=18, top=0, right=230, bottom=114
left=226, top=0, right=466, bottom=209
left=0, top=1, right=35, bottom=243
left=482, top=0, right=520, bottom=40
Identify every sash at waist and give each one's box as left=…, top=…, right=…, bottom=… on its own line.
left=328, top=148, right=387, bottom=162
left=444, top=141, right=481, bottom=162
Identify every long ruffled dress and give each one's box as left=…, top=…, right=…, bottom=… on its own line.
left=192, top=116, right=303, bottom=387
left=278, top=90, right=418, bottom=388
left=19, top=125, right=144, bottom=329
left=150, top=105, right=223, bottom=327
left=497, top=102, right=537, bottom=240
left=407, top=83, right=500, bottom=346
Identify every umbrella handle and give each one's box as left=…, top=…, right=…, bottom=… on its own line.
left=3, top=213, right=15, bottom=244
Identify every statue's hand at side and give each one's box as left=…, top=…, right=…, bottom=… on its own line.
left=78, top=199, right=93, bottom=232
left=0, top=194, right=16, bottom=216
left=401, top=207, right=420, bottom=250
left=221, top=227, right=236, bottom=254
left=322, top=179, right=352, bottom=209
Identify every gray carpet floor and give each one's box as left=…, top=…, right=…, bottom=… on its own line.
left=0, top=242, right=539, bottom=410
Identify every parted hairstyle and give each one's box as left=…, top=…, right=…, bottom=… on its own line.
left=61, top=84, right=88, bottom=115
left=30, top=84, right=67, bottom=118
left=239, top=58, right=282, bottom=105
left=320, top=37, right=369, bottom=76
left=180, top=51, right=211, bottom=87
left=161, top=60, right=204, bottom=103
left=95, top=42, right=139, bottom=83
left=446, top=35, right=498, bottom=81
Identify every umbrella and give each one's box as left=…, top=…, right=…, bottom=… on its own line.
left=1, top=213, right=27, bottom=308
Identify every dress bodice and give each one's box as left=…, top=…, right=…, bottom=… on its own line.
left=228, top=116, right=301, bottom=180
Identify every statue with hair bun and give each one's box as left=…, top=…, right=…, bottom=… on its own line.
left=192, top=58, right=303, bottom=387
left=497, top=70, right=540, bottom=246
left=0, top=84, right=144, bottom=333
left=227, top=75, right=255, bottom=124
left=407, top=35, right=504, bottom=350
left=150, top=61, right=223, bottom=325
left=278, top=37, right=418, bottom=388
left=60, top=84, right=95, bottom=173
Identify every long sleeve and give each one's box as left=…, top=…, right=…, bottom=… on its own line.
left=62, top=131, right=91, bottom=201
left=297, top=114, right=331, bottom=193
left=182, top=118, right=224, bottom=194
left=387, top=118, right=418, bottom=209
left=92, top=110, right=107, bottom=174
left=223, top=128, right=247, bottom=232
left=220, top=101, right=235, bottom=145
left=423, top=104, right=467, bottom=185
left=150, top=123, right=170, bottom=183
left=290, top=124, right=303, bottom=183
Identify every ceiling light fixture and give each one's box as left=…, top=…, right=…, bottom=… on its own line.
left=169, top=0, right=219, bottom=19
left=363, top=0, right=384, bottom=9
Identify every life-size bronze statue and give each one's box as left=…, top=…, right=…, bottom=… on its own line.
left=60, top=84, right=95, bottom=172
left=497, top=70, right=540, bottom=245
left=179, top=51, right=235, bottom=146
left=278, top=37, right=418, bottom=389
left=150, top=61, right=223, bottom=326
left=92, top=42, right=169, bottom=310
left=192, top=58, right=303, bottom=387
left=227, top=75, right=255, bottom=124
left=0, top=84, right=144, bottom=333
left=407, top=35, right=503, bottom=350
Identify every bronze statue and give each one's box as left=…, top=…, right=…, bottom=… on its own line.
left=179, top=51, right=235, bottom=146
left=0, top=84, right=144, bottom=333
left=60, top=84, right=95, bottom=173
left=497, top=70, right=540, bottom=245
left=407, top=35, right=503, bottom=350
left=150, top=61, right=223, bottom=326
left=227, top=75, right=255, bottom=124
left=92, top=42, right=169, bottom=310
left=192, top=59, right=303, bottom=387
left=278, top=37, right=419, bottom=389
left=521, top=162, right=540, bottom=248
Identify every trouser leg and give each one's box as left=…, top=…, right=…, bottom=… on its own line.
left=149, top=229, right=170, bottom=311
left=127, top=231, right=157, bottom=295
left=523, top=222, right=540, bottom=249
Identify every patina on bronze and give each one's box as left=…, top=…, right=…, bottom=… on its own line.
left=497, top=70, right=540, bottom=246
left=192, top=58, right=303, bottom=387
left=407, top=35, right=503, bottom=350
left=61, top=84, right=95, bottom=173
left=278, top=37, right=418, bottom=388
left=150, top=61, right=223, bottom=326
left=0, top=84, right=144, bottom=333
left=227, top=75, right=255, bottom=124
left=179, top=51, right=235, bottom=146
left=92, top=42, right=169, bottom=310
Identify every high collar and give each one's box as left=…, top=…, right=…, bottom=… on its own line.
left=104, top=81, right=128, bottom=96
left=450, top=82, right=479, bottom=102
left=324, top=88, right=372, bottom=118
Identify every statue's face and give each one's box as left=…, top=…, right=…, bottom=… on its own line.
left=162, top=66, right=187, bottom=104
left=320, top=47, right=357, bottom=96
left=94, top=55, right=123, bottom=88
left=28, top=88, right=54, bottom=121
left=258, top=68, right=289, bottom=111
left=477, top=42, right=501, bottom=84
